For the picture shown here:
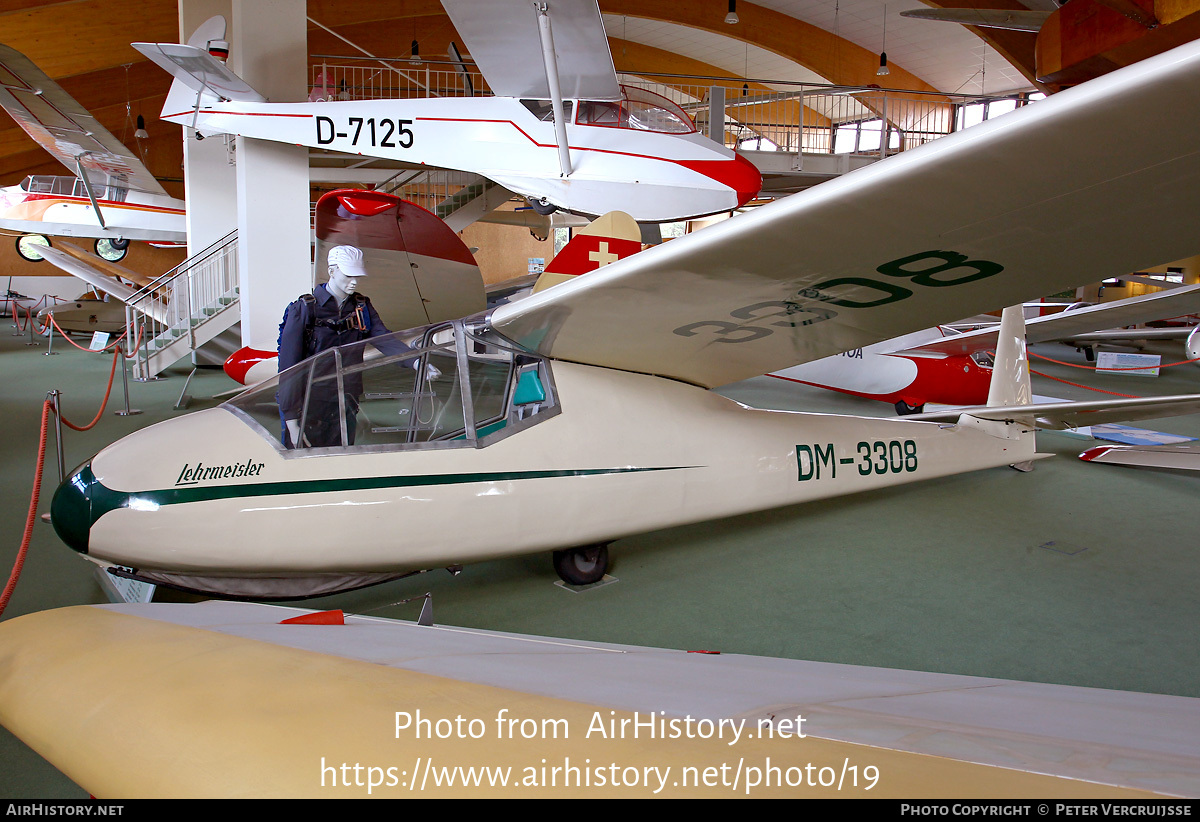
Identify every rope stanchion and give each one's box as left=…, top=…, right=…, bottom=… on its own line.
left=58, top=348, right=121, bottom=432
left=0, top=398, right=51, bottom=619
left=46, top=313, right=129, bottom=352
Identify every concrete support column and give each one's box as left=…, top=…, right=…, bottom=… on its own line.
left=179, top=0, right=237, bottom=255
left=231, top=0, right=311, bottom=351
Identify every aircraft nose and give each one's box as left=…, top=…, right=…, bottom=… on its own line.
left=730, top=152, right=763, bottom=207
left=675, top=153, right=763, bottom=208
left=51, top=461, right=94, bottom=554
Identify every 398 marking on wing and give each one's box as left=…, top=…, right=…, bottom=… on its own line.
left=673, top=250, right=1003, bottom=343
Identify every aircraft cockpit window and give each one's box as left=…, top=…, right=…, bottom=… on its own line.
left=575, top=87, right=695, bottom=134
left=971, top=351, right=995, bottom=368
left=521, top=99, right=573, bottom=122
left=224, top=322, right=559, bottom=456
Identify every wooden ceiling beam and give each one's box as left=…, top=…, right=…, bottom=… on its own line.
left=599, top=0, right=941, bottom=93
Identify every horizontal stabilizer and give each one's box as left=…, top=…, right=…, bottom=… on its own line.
left=131, top=42, right=265, bottom=102
left=907, top=394, right=1200, bottom=430
left=1079, top=443, right=1200, bottom=471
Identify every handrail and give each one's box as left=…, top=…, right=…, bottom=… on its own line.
left=128, top=229, right=238, bottom=306
left=125, top=229, right=240, bottom=380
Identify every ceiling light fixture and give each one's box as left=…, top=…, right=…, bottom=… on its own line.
left=410, top=39, right=420, bottom=63
left=725, top=0, right=739, bottom=25
left=876, top=5, right=890, bottom=76
left=134, top=115, right=149, bottom=139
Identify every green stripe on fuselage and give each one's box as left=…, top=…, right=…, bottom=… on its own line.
left=85, top=465, right=697, bottom=528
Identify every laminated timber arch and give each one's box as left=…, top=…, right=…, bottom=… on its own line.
left=597, top=0, right=952, bottom=143
left=607, top=38, right=832, bottom=151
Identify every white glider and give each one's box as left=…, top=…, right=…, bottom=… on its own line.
left=132, top=3, right=761, bottom=223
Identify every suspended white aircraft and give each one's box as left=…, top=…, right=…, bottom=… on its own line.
left=0, top=43, right=186, bottom=260
left=48, top=39, right=1200, bottom=598
left=771, top=286, right=1200, bottom=414
left=131, top=2, right=762, bottom=223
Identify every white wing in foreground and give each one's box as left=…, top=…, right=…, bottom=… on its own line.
left=490, top=40, right=1200, bottom=388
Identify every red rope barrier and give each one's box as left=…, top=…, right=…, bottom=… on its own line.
left=1030, top=350, right=1200, bottom=371
left=58, top=348, right=121, bottom=432
left=47, top=314, right=128, bottom=352
left=1028, top=367, right=1141, bottom=398
left=0, top=399, right=50, bottom=619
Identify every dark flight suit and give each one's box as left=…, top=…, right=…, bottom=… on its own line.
left=276, top=283, right=410, bottom=447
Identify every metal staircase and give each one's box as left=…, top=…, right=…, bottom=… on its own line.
left=125, top=230, right=240, bottom=379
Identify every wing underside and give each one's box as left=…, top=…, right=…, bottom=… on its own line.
left=442, top=0, right=620, bottom=100
left=489, top=41, right=1200, bottom=389
left=0, top=44, right=168, bottom=196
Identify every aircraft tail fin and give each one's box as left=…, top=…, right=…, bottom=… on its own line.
left=533, top=211, right=643, bottom=293
left=986, top=305, right=1032, bottom=408
left=904, top=307, right=1200, bottom=432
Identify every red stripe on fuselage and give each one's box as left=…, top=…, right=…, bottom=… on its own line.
left=416, top=116, right=761, bottom=195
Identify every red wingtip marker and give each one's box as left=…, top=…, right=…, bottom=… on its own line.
left=280, top=609, right=345, bottom=625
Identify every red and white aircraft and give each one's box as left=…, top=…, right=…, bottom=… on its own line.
left=222, top=188, right=488, bottom=386
left=222, top=192, right=643, bottom=387
left=0, top=44, right=186, bottom=260
left=770, top=286, right=1200, bottom=414
left=132, top=2, right=761, bottom=224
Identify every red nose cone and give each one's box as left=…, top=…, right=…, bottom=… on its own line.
left=224, top=346, right=277, bottom=385
left=730, top=152, right=763, bottom=206
left=676, top=154, right=763, bottom=207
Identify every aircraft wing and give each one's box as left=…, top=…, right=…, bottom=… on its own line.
left=894, top=285, right=1200, bottom=358
left=35, top=244, right=168, bottom=326
left=441, top=0, right=621, bottom=101
left=489, top=40, right=1200, bottom=389
left=1052, top=327, right=1195, bottom=344
left=0, top=44, right=168, bottom=196
left=3, top=601, right=1198, bottom=797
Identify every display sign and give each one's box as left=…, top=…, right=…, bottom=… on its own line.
left=1096, top=351, right=1160, bottom=376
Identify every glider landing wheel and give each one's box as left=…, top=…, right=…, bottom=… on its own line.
left=894, top=400, right=925, bottom=416
left=552, top=543, right=609, bottom=586
left=529, top=197, right=557, bottom=216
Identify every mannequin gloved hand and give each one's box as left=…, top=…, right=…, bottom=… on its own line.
left=412, top=361, right=441, bottom=381
left=286, top=419, right=300, bottom=447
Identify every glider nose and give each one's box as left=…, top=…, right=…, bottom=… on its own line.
left=51, top=461, right=95, bottom=555
left=730, top=152, right=763, bottom=207
left=676, top=153, right=763, bottom=208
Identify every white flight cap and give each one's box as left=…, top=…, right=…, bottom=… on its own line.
left=327, top=245, right=369, bottom=278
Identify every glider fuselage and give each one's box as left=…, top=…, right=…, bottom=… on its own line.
left=51, top=322, right=1034, bottom=598
left=164, top=95, right=760, bottom=223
